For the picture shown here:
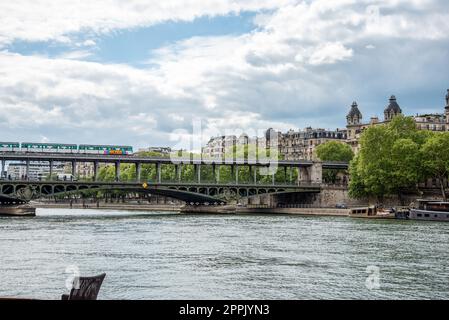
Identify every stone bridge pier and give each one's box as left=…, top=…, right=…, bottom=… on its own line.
left=298, top=162, right=322, bottom=184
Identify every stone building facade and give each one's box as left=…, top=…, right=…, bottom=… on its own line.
left=278, top=127, right=347, bottom=160
left=346, top=90, right=449, bottom=153
left=202, top=127, right=347, bottom=161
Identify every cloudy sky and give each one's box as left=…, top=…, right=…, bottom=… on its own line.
left=1, top=0, right=448, bottom=150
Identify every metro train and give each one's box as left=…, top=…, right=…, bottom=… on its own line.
left=0, top=142, right=133, bottom=155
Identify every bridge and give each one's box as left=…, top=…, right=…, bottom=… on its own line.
left=0, top=152, right=349, bottom=204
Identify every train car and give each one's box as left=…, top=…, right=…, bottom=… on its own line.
left=21, top=142, right=77, bottom=153
left=78, top=144, right=133, bottom=155
left=0, top=142, right=20, bottom=152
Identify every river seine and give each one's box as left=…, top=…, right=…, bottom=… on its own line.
left=0, top=208, right=448, bottom=299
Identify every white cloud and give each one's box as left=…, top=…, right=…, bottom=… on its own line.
left=308, top=42, right=353, bottom=65
left=0, top=0, right=449, bottom=148
left=0, top=0, right=296, bottom=47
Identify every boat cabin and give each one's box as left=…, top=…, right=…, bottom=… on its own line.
left=416, top=200, right=449, bottom=212
left=350, top=206, right=377, bottom=216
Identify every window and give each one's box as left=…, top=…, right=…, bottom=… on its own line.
left=417, top=214, right=422, bottom=217
left=424, top=214, right=430, bottom=218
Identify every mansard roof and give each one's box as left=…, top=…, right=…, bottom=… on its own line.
left=346, top=101, right=362, bottom=119
left=384, top=95, right=402, bottom=114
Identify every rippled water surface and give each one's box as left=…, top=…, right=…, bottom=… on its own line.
left=1, top=208, right=448, bottom=299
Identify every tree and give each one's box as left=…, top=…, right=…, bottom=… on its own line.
left=348, top=154, right=367, bottom=198
left=316, top=141, right=353, bottom=184
left=316, top=141, right=354, bottom=162
left=421, top=132, right=449, bottom=200
left=349, top=115, right=427, bottom=202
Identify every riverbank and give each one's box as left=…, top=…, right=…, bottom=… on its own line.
left=34, top=202, right=182, bottom=212
left=33, top=202, right=349, bottom=216
left=180, top=205, right=349, bottom=216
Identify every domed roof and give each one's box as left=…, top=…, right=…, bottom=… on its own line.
left=347, top=101, right=362, bottom=119
left=384, top=95, right=402, bottom=114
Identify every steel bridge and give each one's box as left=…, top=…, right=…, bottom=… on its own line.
left=0, top=180, right=324, bottom=204
left=0, top=152, right=348, bottom=204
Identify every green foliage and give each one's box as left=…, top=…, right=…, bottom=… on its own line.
left=316, top=141, right=353, bottom=183
left=348, top=114, right=448, bottom=200
left=348, top=155, right=368, bottom=199
left=316, top=141, right=354, bottom=162
left=420, top=132, right=449, bottom=199
left=93, top=146, right=295, bottom=184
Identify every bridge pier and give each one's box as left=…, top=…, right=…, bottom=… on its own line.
left=1, top=159, right=5, bottom=179
left=136, top=162, right=141, bottom=182
left=253, top=166, right=257, bottom=184
left=94, top=161, right=99, bottom=181
left=156, top=163, right=162, bottom=183
left=49, top=160, right=53, bottom=180
left=298, top=166, right=310, bottom=184
left=194, top=164, right=201, bottom=183
left=297, top=163, right=322, bottom=184
left=71, top=160, right=76, bottom=177
left=216, top=165, right=220, bottom=183
left=310, top=162, right=323, bottom=184
left=26, top=160, right=30, bottom=180
left=115, top=161, right=121, bottom=181
left=176, top=164, right=182, bottom=182
left=289, top=167, right=293, bottom=184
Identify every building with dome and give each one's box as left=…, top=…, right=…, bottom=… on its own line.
left=346, top=90, right=449, bottom=153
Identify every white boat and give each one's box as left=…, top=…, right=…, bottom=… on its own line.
left=349, top=205, right=396, bottom=219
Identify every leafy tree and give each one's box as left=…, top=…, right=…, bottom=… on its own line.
left=421, top=132, right=449, bottom=200
left=349, top=115, right=428, bottom=202
left=348, top=155, right=367, bottom=198
left=315, top=141, right=353, bottom=184
left=316, top=141, right=354, bottom=162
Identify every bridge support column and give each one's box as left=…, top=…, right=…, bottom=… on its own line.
left=1, top=159, right=5, bottom=179
left=195, top=164, right=201, bottom=183
left=135, top=163, right=141, bottom=182
left=49, top=160, right=53, bottom=180
left=176, top=164, right=182, bottom=182
left=71, top=161, right=77, bottom=177
left=94, top=161, right=99, bottom=181
left=253, top=166, right=257, bottom=184
left=289, top=167, right=293, bottom=184
left=298, top=166, right=310, bottom=184
left=156, top=163, right=161, bottom=183
left=235, top=165, right=239, bottom=184
left=310, top=162, right=323, bottom=184
left=26, top=160, right=30, bottom=180
left=115, top=161, right=121, bottom=182
left=284, top=166, right=287, bottom=183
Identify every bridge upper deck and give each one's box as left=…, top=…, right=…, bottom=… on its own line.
left=0, top=152, right=348, bottom=169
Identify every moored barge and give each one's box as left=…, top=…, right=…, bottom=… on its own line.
left=409, top=200, right=449, bottom=222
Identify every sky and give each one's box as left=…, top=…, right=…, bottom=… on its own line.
left=1, top=0, right=449, bottom=151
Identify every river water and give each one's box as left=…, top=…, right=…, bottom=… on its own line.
left=0, top=208, right=448, bottom=300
